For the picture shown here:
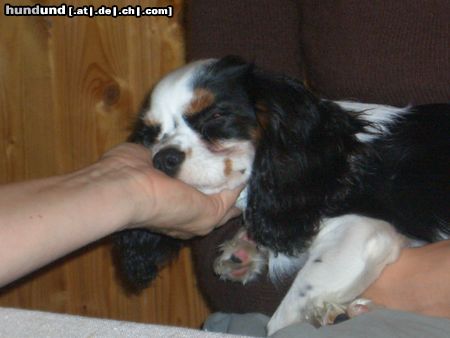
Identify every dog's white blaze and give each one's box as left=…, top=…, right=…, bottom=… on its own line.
left=146, top=60, right=210, bottom=138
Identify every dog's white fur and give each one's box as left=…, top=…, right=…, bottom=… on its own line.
left=267, top=215, right=407, bottom=334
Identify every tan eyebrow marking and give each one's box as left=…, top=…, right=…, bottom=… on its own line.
left=143, top=117, right=159, bottom=127
left=185, top=88, right=215, bottom=116
left=224, top=158, right=233, bottom=176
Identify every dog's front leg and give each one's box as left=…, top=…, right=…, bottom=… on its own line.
left=267, top=214, right=406, bottom=335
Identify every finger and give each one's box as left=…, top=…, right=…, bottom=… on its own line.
left=213, top=184, right=245, bottom=208
left=206, top=184, right=245, bottom=227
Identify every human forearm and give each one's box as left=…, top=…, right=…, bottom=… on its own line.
left=0, top=163, right=134, bottom=286
left=363, top=240, right=450, bottom=318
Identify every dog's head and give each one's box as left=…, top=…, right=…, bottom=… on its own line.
left=131, top=57, right=257, bottom=194
left=132, top=56, right=365, bottom=253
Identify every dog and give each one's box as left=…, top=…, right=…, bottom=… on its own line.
left=115, top=56, right=449, bottom=334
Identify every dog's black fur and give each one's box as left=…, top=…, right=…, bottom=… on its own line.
left=115, top=56, right=450, bottom=289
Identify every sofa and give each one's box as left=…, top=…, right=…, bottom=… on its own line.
left=187, top=0, right=450, bottom=316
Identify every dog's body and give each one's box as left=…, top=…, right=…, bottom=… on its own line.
left=115, top=56, right=449, bottom=334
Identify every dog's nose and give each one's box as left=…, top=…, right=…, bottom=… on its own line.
left=153, top=147, right=185, bottom=176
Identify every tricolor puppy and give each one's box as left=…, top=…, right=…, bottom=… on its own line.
left=115, top=56, right=449, bottom=334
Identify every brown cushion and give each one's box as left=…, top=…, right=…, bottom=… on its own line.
left=300, top=1, right=450, bottom=106
left=186, top=0, right=304, bottom=79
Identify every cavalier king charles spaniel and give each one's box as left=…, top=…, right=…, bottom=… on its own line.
left=115, top=56, right=449, bottom=334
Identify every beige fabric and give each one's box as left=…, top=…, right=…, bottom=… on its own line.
left=0, top=307, right=253, bottom=338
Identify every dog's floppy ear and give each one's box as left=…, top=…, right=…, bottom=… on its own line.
left=245, top=72, right=366, bottom=254
left=114, top=230, right=182, bottom=290
left=208, top=55, right=253, bottom=76
left=200, top=55, right=254, bottom=88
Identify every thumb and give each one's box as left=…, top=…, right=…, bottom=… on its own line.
left=210, top=184, right=245, bottom=226
left=219, top=184, right=245, bottom=204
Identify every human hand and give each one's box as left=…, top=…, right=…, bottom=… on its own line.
left=98, top=143, right=243, bottom=239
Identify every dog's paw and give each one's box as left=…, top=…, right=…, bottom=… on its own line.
left=312, top=298, right=379, bottom=327
left=307, top=298, right=379, bottom=327
left=315, top=302, right=348, bottom=326
left=213, top=229, right=267, bottom=284
left=347, top=298, right=380, bottom=318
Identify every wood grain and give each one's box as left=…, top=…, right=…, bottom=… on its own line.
left=0, top=0, right=211, bottom=328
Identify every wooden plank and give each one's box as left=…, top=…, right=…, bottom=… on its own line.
left=0, top=0, right=210, bottom=328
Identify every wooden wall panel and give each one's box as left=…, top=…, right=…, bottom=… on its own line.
left=0, top=0, right=210, bottom=328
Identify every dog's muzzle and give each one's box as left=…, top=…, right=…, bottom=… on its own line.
left=152, top=147, right=185, bottom=177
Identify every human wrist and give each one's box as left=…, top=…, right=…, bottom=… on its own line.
left=57, top=161, right=140, bottom=233
left=79, top=157, right=159, bottom=232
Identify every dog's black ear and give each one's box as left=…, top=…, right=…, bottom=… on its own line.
left=245, top=72, right=366, bottom=254
left=200, top=55, right=254, bottom=86
left=128, top=118, right=160, bottom=145
left=210, top=55, right=251, bottom=73
left=114, top=230, right=182, bottom=290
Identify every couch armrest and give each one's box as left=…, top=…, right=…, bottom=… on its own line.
left=0, top=307, right=252, bottom=338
